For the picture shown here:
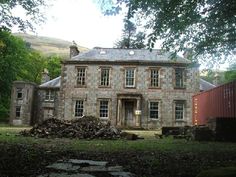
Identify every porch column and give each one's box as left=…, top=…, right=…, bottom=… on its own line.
left=135, top=98, right=141, bottom=127
left=117, top=99, right=122, bottom=126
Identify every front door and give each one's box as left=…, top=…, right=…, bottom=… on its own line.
left=125, top=101, right=134, bottom=126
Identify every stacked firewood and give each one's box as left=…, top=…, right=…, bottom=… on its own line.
left=20, top=116, right=121, bottom=139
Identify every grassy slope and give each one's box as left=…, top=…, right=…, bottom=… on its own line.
left=14, top=33, right=89, bottom=58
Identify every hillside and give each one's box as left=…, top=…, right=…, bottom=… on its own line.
left=14, top=33, right=89, bottom=58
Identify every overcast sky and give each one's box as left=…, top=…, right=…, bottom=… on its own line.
left=13, top=0, right=229, bottom=70
left=33, top=0, right=125, bottom=48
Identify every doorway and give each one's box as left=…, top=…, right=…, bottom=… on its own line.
left=124, top=101, right=135, bottom=126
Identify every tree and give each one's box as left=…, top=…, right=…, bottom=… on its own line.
left=0, top=0, right=46, bottom=31
left=224, top=63, right=236, bottom=82
left=114, top=18, right=146, bottom=49
left=98, top=0, right=236, bottom=63
left=45, top=56, right=62, bottom=79
left=0, top=30, right=29, bottom=119
left=200, top=69, right=225, bottom=85
left=0, top=30, right=62, bottom=120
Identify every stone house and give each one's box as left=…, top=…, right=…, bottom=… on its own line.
left=9, top=46, right=215, bottom=128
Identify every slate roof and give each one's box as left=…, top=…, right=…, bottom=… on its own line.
left=39, top=76, right=215, bottom=92
left=199, top=79, right=216, bottom=91
left=71, top=48, right=190, bottom=63
left=39, top=76, right=61, bottom=88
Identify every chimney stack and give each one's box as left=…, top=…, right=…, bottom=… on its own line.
left=70, top=44, right=80, bottom=58
left=41, top=68, right=50, bottom=84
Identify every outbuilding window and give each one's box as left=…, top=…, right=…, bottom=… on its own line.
left=16, top=88, right=23, bottom=99
left=16, top=106, right=21, bottom=118
left=45, top=90, right=55, bottom=101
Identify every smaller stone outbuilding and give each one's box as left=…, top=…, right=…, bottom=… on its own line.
left=9, top=81, right=36, bottom=125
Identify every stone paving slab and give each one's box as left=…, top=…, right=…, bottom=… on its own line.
left=38, top=172, right=95, bottom=177
left=80, top=165, right=108, bottom=172
left=68, top=159, right=108, bottom=166
left=39, top=159, right=135, bottom=177
left=110, top=171, right=135, bottom=177
left=46, top=162, right=80, bottom=171
left=108, top=166, right=123, bottom=172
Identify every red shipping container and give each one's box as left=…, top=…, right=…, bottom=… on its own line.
left=192, top=81, right=236, bottom=125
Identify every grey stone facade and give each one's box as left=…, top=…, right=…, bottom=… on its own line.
left=10, top=47, right=215, bottom=127
left=58, top=59, right=199, bottom=128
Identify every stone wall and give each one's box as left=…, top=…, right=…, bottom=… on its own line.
left=34, top=88, right=60, bottom=124
left=59, top=62, right=199, bottom=128
left=9, top=81, right=36, bottom=125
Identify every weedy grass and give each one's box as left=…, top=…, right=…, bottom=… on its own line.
left=0, top=127, right=236, bottom=153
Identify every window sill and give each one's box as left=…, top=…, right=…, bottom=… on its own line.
left=149, top=118, right=160, bottom=121
left=44, top=100, right=54, bottom=102
left=124, top=86, right=136, bottom=89
left=98, top=85, right=111, bottom=88
left=174, top=87, right=186, bottom=90
left=75, top=116, right=83, bottom=118
left=148, top=87, right=161, bottom=89
left=175, top=119, right=186, bottom=122
left=100, top=117, right=108, bottom=121
left=74, top=85, right=87, bottom=88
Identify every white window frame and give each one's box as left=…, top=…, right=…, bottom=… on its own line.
left=175, top=68, right=184, bottom=88
left=125, top=68, right=136, bottom=88
left=77, top=67, right=86, bottom=86
left=149, top=101, right=159, bottom=119
left=45, top=90, right=55, bottom=102
left=75, top=100, right=84, bottom=117
left=99, top=100, right=109, bottom=119
left=100, top=68, right=110, bottom=87
left=175, top=101, right=185, bottom=120
left=16, top=106, right=21, bottom=118
left=150, top=68, right=159, bottom=87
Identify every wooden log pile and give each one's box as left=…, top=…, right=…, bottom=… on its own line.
left=20, top=116, right=121, bottom=139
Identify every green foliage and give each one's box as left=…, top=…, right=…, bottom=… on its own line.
left=0, top=30, right=62, bottom=121
left=0, top=30, right=29, bottom=120
left=98, top=0, right=236, bottom=64
left=45, top=56, right=62, bottom=79
left=0, top=0, right=46, bottom=31
left=224, top=63, right=236, bottom=83
left=200, top=70, right=225, bottom=85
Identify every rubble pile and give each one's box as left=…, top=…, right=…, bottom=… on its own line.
left=20, top=116, right=121, bottom=139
